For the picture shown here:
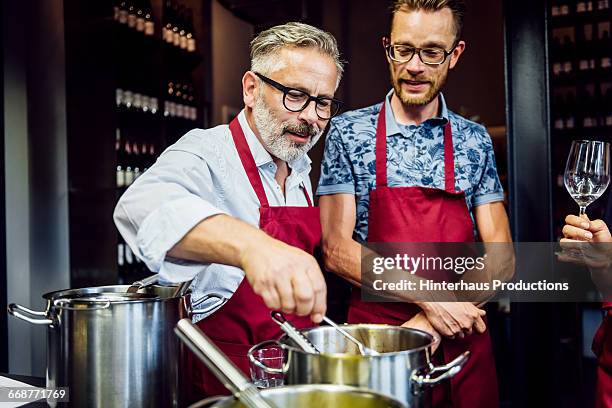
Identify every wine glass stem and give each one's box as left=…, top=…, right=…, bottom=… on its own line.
left=579, top=206, right=587, bottom=216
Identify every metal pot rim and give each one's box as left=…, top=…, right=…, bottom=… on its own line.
left=278, top=324, right=435, bottom=357
left=190, top=384, right=404, bottom=408
left=42, top=285, right=181, bottom=304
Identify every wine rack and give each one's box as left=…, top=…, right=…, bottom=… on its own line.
left=549, top=0, right=612, bottom=238
left=64, top=0, right=211, bottom=287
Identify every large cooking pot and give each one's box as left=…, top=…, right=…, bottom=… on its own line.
left=189, top=384, right=405, bottom=408
left=249, top=324, right=469, bottom=408
left=7, top=284, right=215, bottom=408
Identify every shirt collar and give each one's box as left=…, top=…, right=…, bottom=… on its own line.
left=383, top=89, right=450, bottom=137
left=236, top=110, right=312, bottom=175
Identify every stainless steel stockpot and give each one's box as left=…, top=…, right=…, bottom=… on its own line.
left=7, top=284, right=210, bottom=408
left=249, top=324, right=469, bottom=408
left=189, top=384, right=406, bottom=408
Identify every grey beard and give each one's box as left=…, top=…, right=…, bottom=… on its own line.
left=252, top=96, right=322, bottom=162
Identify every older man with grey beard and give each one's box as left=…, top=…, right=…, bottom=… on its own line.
left=113, top=22, right=343, bottom=397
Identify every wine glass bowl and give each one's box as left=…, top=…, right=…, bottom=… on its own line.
left=564, top=140, right=611, bottom=216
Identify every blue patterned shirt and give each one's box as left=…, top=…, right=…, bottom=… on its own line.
left=317, top=90, right=504, bottom=242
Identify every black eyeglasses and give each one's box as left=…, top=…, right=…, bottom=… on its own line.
left=384, top=39, right=457, bottom=66
left=254, top=72, right=342, bottom=119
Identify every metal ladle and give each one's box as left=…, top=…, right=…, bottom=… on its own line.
left=322, top=316, right=381, bottom=356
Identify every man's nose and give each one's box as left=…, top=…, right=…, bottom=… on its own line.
left=404, top=53, right=426, bottom=74
left=298, top=99, right=319, bottom=125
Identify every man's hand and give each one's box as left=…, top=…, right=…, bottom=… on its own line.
left=562, top=214, right=612, bottom=243
left=418, top=301, right=487, bottom=338
left=240, top=237, right=327, bottom=323
left=402, top=311, right=441, bottom=352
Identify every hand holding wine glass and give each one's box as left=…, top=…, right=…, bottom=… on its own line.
left=564, top=140, right=610, bottom=216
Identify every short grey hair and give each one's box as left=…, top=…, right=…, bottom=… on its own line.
left=250, top=22, right=344, bottom=88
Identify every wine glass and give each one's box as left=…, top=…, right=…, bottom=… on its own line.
left=564, top=140, right=610, bottom=216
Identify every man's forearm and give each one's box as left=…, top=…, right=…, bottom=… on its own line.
left=322, top=236, right=363, bottom=287
left=167, top=214, right=274, bottom=268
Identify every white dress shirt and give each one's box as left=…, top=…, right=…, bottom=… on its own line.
left=114, top=110, right=314, bottom=320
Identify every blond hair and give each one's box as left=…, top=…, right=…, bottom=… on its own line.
left=391, top=0, right=467, bottom=41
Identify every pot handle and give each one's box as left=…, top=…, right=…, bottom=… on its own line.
left=7, top=303, right=53, bottom=325
left=411, top=351, right=470, bottom=388
left=190, top=293, right=228, bottom=316
left=247, top=340, right=287, bottom=375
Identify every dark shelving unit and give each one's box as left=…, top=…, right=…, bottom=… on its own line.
left=64, top=0, right=212, bottom=287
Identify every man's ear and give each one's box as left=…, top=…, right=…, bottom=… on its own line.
left=243, top=71, right=259, bottom=108
left=382, top=36, right=392, bottom=64
left=449, top=40, right=466, bottom=70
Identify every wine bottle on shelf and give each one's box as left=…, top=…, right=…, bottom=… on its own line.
left=179, top=6, right=188, bottom=50
left=172, top=3, right=181, bottom=47
left=113, top=0, right=121, bottom=21
left=561, top=35, right=575, bottom=78
left=553, top=95, right=566, bottom=130
left=148, top=144, right=156, bottom=169
left=598, top=0, right=610, bottom=11
left=565, top=91, right=577, bottom=130
left=559, top=0, right=571, bottom=16
left=127, top=1, right=137, bottom=29
left=603, top=89, right=612, bottom=127
left=186, top=8, right=196, bottom=52
left=578, top=25, right=597, bottom=73
left=144, top=0, right=154, bottom=36
left=124, top=140, right=134, bottom=187
left=117, top=236, right=125, bottom=275
left=136, top=0, right=145, bottom=33
left=116, top=128, right=126, bottom=188
left=599, top=30, right=611, bottom=73
left=551, top=36, right=563, bottom=78
left=579, top=89, right=598, bottom=128
left=163, top=0, right=174, bottom=44
left=118, top=0, right=129, bottom=24
left=551, top=0, right=561, bottom=17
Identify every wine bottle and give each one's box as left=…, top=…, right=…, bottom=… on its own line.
left=118, top=238, right=125, bottom=274
left=136, top=0, right=145, bottom=32
left=551, top=36, right=563, bottom=78
left=163, top=0, right=174, bottom=43
left=119, top=0, right=129, bottom=24
left=179, top=6, right=188, bottom=50
left=116, top=129, right=126, bottom=188
left=553, top=95, right=566, bottom=130
left=603, top=89, right=612, bottom=127
left=186, top=8, right=196, bottom=52
left=172, top=3, right=181, bottom=47
left=561, top=35, right=574, bottom=77
left=600, top=30, right=611, bottom=72
left=127, top=1, right=137, bottom=29
left=552, top=0, right=561, bottom=16
left=144, top=0, right=155, bottom=36
left=565, top=91, right=576, bottom=129
left=124, top=140, right=134, bottom=186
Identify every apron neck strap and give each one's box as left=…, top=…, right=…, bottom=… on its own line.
left=442, top=120, right=455, bottom=193
left=300, top=183, right=313, bottom=207
left=229, top=117, right=270, bottom=207
left=375, top=102, right=456, bottom=193
left=229, top=116, right=314, bottom=207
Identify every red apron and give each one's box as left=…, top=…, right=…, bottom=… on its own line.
left=593, top=302, right=612, bottom=408
left=347, top=102, right=499, bottom=408
left=191, top=117, right=320, bottom=397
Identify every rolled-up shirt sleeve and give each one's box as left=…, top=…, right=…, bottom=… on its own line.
left=113, top=143, right=227, bottom=282
left=317, top=119, right=356, bottom=196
